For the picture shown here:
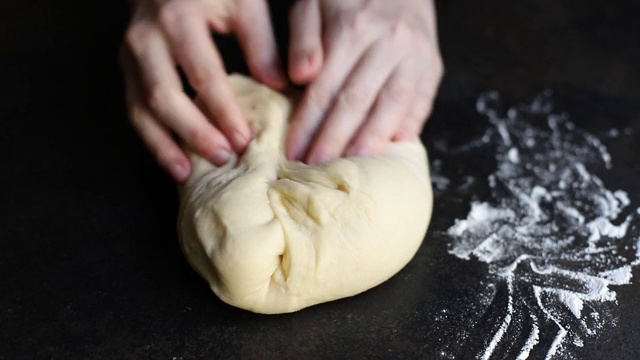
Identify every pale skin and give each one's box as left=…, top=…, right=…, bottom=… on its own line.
left=121, top=0, right=443, bottom=182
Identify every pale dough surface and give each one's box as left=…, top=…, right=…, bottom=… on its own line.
left=178, top=74, right=433, bottom=314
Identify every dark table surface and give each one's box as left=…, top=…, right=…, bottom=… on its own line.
left=2, top=1, right=639, bottom=359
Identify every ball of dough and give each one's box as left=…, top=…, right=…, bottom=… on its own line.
left=178, top=75, right=433, bottom=314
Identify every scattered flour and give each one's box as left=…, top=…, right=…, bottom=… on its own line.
left=435, top=91, right=640, bottom=359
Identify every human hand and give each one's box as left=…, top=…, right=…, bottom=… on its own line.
left=121, top=0, right=286, bottom=182
left=286, top=0, right=443, bottom=164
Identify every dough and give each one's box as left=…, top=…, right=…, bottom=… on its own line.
left=178, top=74, right=433, bottom=314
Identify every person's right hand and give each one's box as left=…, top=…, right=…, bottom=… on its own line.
left=121, top=0, right=286, bottom=182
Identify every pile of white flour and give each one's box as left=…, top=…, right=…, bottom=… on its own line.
left=434, top=91, right=640, bottom=359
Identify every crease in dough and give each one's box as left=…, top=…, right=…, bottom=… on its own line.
left=178, top=74, right=433, bottom=314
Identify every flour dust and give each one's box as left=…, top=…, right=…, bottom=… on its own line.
left=432, top=91, right=640, bottom=359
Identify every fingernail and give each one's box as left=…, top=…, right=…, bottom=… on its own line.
left=287, top=141, right=305, bottom=161
left=171, top=162, right=190, bottom=182
left=294, top=147, right=310, bottom=162
left=290, top=148, right=303, bottom=161
left=268, top=64, right=286, bottom=88
left=290, top=53, right=311, bottom=83
left=233, top=129, right=251, bottom=149
left=302, top=52, right=316, bottom=68
left=346, top=146, right=369, bottom=158
left=270, top=59, right=283, bottom=77
left=210, top=149, right=233, bottom=165
left=309, top=152, right=334, bottom=165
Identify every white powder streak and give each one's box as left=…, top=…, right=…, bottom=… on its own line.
left=545, top=328, right=567, bottom=360
left=448, top=202, right=515, bottom=239
left=481, top=277, right=514, bottom=360
left=516, top=317, right=540, bottom=360
left=528, top=263, right=617, bottom=302
left=533, top=286, right=567, bottom=360
left=441, top=91, right=640, bottom=359
left=557, top=290, right=584, bottom=318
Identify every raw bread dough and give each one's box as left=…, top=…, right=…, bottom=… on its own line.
left=178, top=74, right=433, bottom=314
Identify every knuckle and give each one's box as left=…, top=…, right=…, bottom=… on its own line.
left=387, top=20, right=413, bottom=42
left=412, top=38, right=436, bottom=60
left=235, top=0, right=258, bottom=12
left=146, top=84, right=174, bottom=111
left=420, top=41, right=444, bottom=73
left=338, top=87, right=371, bottom=110
left=189, top=68, right=217, bottom=92
left=127, top=106, right=146, bottom=128
left=290, top=0, right=310, bottom=20
left=418, top=71, right=443, bottom=97
left=125, top=22, right=150, bottom=49
left=157, top=1, right=192, bottom=28
left=412, top=36, right=431, bottom=56
left=381, top=83, right=411, bottom=104
left=306, top=86, right=330, bottom=109
left=336, top=11, right=368, bottom=33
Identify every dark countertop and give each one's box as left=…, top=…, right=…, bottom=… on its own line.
left=2, top=1, right=639, bottom=359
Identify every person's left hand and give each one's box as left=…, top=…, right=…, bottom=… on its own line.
left=285, top=0, right=443, bottom=164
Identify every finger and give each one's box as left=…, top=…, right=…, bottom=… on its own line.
left=305, top=42, right=405, bottom=164
left=288, top=0, right=323, bottom=84
left=158, top=2, right=251, bottom=153
left=232, top=0, right=287, bottom=89
left=128, top=22, right=234, bottom=166
left=346, top=58, right=421, bottom=157
left=286, top=27, right=372, bottom=161
left=133, top=107, right=192, bottom=183
left=393, top=89, right=432, bottom=142
left=393, top=58, right=443, bottom=141
left=121, top=47, right=191, bottom=182
left=393, top=90, right=432, bottom=141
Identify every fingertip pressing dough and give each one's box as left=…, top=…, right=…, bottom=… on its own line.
left=177, top=74, right=433, bottom=314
